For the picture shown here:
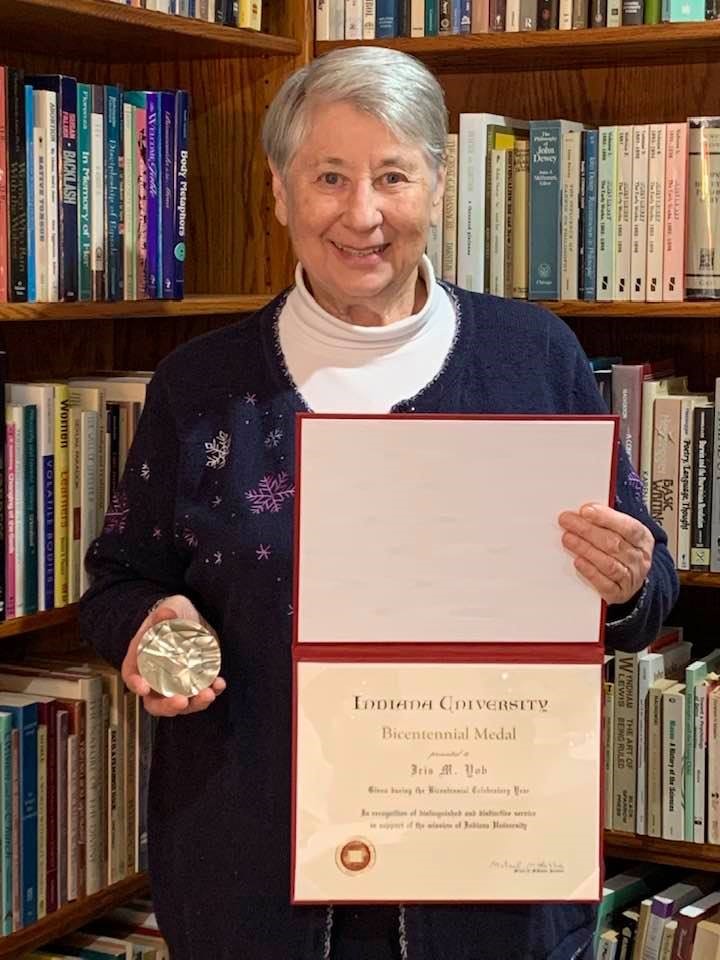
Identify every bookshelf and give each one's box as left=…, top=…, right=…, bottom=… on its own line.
left=0, top=874, right=149, bottom=960
left=2, top=0, right=720, bottom=951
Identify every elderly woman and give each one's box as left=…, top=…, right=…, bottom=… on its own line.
left=80, top=47, right=678, bottom=960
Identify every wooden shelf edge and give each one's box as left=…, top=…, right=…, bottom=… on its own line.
left=0, top=605, right=78, bottom=640
left=678, top=571, right=720, bottom=588
left=0, top=874, right=149, bottom=960
left=317, top=22, right=720, bottom=69
left=0, top=294, right=274, bottom=323
left=605, top=831, right=720, bottom=872
left=8, top=0, right=300, bottom=61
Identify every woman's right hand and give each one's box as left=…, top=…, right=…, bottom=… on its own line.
left=121, top=594, right=227, bottom=718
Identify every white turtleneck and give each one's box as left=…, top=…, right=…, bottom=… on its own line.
left=278, top=256, right=457, bottom=413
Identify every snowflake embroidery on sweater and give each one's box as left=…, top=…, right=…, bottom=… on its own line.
left=244, top=393, right=257, bottom=406
left=256, top=544, right=271, bottom=560
left=245, top=472, right=294, bottom=514
left=152, top=526, right=162, bottom=540
left=140, top=461, right=150, bottom=481
left=626, top=469, right=644, bottom=501
left=104, top=489, right=129, bottom=534
left=264, top=428, right=283, bottom=448
left=213, top=551, right=222, bottom=565
left=181, top=527, right=198, bottom=549
left=205, top=430, right=231, bottom=470
left=211, top=495, right=222, bottom=508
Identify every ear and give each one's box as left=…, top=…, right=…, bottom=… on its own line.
left=429, top=163, right=446, bottom=228
left=269, top=161, right=289, bottom=227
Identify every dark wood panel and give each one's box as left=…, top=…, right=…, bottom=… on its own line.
left=0, top=294, right=272, bottom=322
left=0, top=321, right=114, bottom=381
left=318, top=23, right=720, bottom=72
left=605, top=832, right=720, bottom=872
left=2, top=0, right=298, bottom=62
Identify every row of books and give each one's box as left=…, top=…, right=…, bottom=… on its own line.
left=595, top=360, right=720, bottom=572
left=427, top=115, right=720, bottom=304
left=317, top=0, right=717, bottom=38
left=0, top=653, right=154, bottom=933
left=28, top=897, right=169, bottom=958
left=2, top=372, right=150, bottom=621
left=0, top=68, right=190, bottom=305
left=595, top=863, right=720, bottom=959
left=107, top=0, right=262, bottom=30
left=603, top=627, right=720, bottom=846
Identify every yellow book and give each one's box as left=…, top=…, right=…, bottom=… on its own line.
left=43, top=382, right=69, bottom=607
left=238, top=0, right=262, bottom=29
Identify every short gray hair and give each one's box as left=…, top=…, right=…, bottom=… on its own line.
left=262, top=46, right=448, bottom=178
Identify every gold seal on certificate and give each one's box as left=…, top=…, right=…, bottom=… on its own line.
left=137, top=618, right=221, bottom=697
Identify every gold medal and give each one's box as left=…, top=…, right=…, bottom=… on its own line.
left=137, top=618, right=221, bottom=697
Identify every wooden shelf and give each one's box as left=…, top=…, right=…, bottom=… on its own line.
left=547, top=300, right=720, bottom=318
left=678, top=571, right=720, bottom=588
left=317, top=22, right=720, bottom=71
left=4, top=0, right=300, bottom=62
left=0, top=873, right=149, bottom=960
left=605, top=832, right=720, bottom=872
left=0, top=605, right=79, bottom=640
left=0, top=294, right=273, bottom=323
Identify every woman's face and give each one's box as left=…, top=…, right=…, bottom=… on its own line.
left=270, top=101, right=445, bottom=317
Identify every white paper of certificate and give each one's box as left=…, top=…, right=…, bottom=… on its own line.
left=296, top=416, right=615, bottom=645
left=294, top=660, right=601, bottom=903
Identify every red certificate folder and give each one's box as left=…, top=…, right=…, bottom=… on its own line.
left=292, top=414, right=618, bottom=905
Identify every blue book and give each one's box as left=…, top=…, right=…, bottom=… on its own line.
left=160, top=90, right=176, bottom=300
left=376, top=0, right=398, bottom=36
left=23, top=85, right=36, bottom=304
left=529, top=118, right=584, bottom=300
left=27, top=75, right=78, bottom=302
left=23, top=404, right=38, bottom=615
left=173, top=90, right=189, bottom=301
left=77, top=84, right=92, bottom=302
left=0, top=712, right=12, bottom=935
left=582, top=129, right=599, bottom=301
left=104, top=85, right=122, bottom=302
left=0, top=697, right=38, bottom=927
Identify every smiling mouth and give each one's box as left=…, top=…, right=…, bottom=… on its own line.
left=331, top=241, right=390, bottom=257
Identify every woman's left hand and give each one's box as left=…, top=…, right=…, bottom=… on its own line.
left=558, top=503, right=654, bottom=606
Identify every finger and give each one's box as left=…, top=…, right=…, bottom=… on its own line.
left=211, top=677, right=226, bottom=694
left=142, top=691, right=190, bottom=718
left=147, top=604, right=181, bottom=626
left=578, top=503, right=651, bottom=550
left=572, top=555, right=625, bottom=605
left=124, top=671, right=151, bottom=698
left=178, top=688, right=218, bottom=715
left=562, top=531, right=635, bottom=592
left=558, top=510, right=642, bottom=566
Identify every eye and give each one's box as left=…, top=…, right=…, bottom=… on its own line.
left=382, top=171, right=408, bottom=185
left=319, top=172, right=343, bottom=186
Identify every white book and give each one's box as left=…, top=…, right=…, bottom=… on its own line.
left=362, top=0, right=375, bottom=35
left=68, top=385, right=107, bottom=529
left=410, top=0, right=424, bottom=33
left=661, top=682, right=685, bottom=841
left=631, top=124, right=650, bottom=301
left=615, top=125, right=633, bottom=301
left=596, top=126, right=618, bottom=301
left=639, top=376, right=687, bottom=509
left=559, top=0, right=573, bottom=26
left=329, top=0, right=344, bottom=39
left=457, top=113, right=527, bottom=292
left=45, top=90, right=59, bottom=303
left=636, top=652, right=665, bottom=834
left=658, top=919, right=677, bottom=960
left=506, top=0, right=521, bottom=28
left=442, top=133, right=458, bottom=285
left=647, top=677, right=678, bottom=838
left=604, top=679, right=614, bottom=829
left=646, top=124, right=666, bottom=302
left=598, top=929, right=619, bottom=959
left=344, top=0, right=361, bottom=37
left=613, top=648, right=645, bottom=832
left=32, top=97, right=48, bottom=303
left=316, top=0, right=330, bottom=38
left=561, top=129, right=582, bottom=300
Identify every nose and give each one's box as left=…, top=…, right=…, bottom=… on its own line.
left=342, top=180, right=383, bottom=232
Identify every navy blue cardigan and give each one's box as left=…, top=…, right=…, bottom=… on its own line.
left=80, top=286, right=679, bottom=960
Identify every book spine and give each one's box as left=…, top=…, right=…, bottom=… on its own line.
left=424, top=0, right=438, bottom=31
left=42, top=703, right=56, bottom=914
left=708, top=689, right=720, bottom=844
left=662, top=688, right=685, bottom=840
left=46, top=92, right=59, bottom=303
left=442, top=134, right=458, bottom=284
left=134, top=101, right=148, bottom=300
left=59, top=77, right=78, bottom=302
left=77, top=84, right=92, bottom=302
left=613, top=652, right=639, bottom=832
left=511, top=139, right=529, bottom=298
left=692, top=681, right=708, bottom=843
left=160, top=91, right=176, bottom=299
left=32, top=94, right=48, bottom=304
left=36, top=722, right=46, bottom=919
left=711, top=377, right=720, bottom=572
left=691, top=405, right=714, bottom=570
left=560, top=129, right=581, bottom=300
left=11, top=408, right=23, bottom=619
left=537, top=0, right=559, bottom=26
left=53, top=385, right=69, bottom=607
left=123, top=103, right=135, bottom=301
left=646, top=123, right=666, bottom=302
left=650, top=396, right=681, bottom=563
left=7, top=70, right=28, bottom=302
left=582, top=129, right=599, bottom=300
left=529, top=121, right=562, bottom=300
left=105, top=86, right=122, bottom=301
left=0, top=70, right=8, bottom=304
left=685, top=120, right=720, bottom=299
left=10, top=729, right=19, bottom=929
left=596, top=126, right=617, bottom=300
left=613, top=125, right=631, bottom=300
left=172, top=93, right=188, bottom=300
left=23, top=405, right=38, bottom=615
left=678, top=398, right=701, bottom=571
left=623, top=0, right=643, bottom=20
left=631, top=124, right=649, bottom=301
left=603, top=679, right=614, bottom=829
left=145, top=93, right=160, bottom=298
left=590, top=0, right=607, bottom=23
left=662, top=122, right=688, bottom=301
left=90, top=86, right=105, bottom=301
left=24, top=85, right=35, bottom=304
left=0, top=716, right=11, bottom=934
left=5, top=420, right=16, bottom=621
left=488, top=148, right=506, bottom=295
left=56, top=710, right=67, bottom=906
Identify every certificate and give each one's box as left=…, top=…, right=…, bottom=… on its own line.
left=292, top=658, right=602, bottom=904
left=295, top=415, right=617, bottom=647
